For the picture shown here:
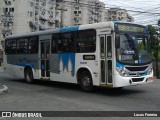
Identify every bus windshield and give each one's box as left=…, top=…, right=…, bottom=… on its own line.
left=116, top=33, right=152, bottom=65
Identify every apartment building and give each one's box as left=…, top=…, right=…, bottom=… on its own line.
left=106, top=8, right=134, bottom=22
left=0, top=0, right=5, bottom=66
left=63, top=0, right=106, bottom=26
left=0, top=0, right=135, bottom=40
left=0, top=0, right=134, bottom=66
left=1, top=0, right=59, bottom=36
left=1, top=0, right=106, bottom=35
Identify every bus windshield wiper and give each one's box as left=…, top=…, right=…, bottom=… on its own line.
left=124, top=33, right=135, bottom=50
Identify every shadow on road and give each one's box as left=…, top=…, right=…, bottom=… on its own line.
left=7, top=78, right=146, bottom=97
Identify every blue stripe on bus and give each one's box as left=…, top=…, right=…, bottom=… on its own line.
left=58, top=53, right=75, bottom=76
left=15, top=64, right=34, bottom=68
left=116, top=61, right=124, bottom=68
left=60, top=26, right=79, bottom=33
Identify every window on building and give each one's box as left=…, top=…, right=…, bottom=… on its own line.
left=9, top=8, right=14, bottom=12
left=3, top=8, right=9, bottom=12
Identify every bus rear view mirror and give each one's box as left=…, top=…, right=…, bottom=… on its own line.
left=115, top=35, right=120, bottom=48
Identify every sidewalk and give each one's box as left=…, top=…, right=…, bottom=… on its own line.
left=0, top=67, right=8, bottom=95
left=0, top=66, right=3, bottom=72
left=0, top=83, right=8, bottom=95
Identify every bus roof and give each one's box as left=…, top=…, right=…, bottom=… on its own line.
left=5, top=21, right=144, bottom=39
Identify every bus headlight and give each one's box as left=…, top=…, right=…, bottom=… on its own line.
left=116, top=68, right=128, bottom=77
left=147, top=67, right=153, bottom=75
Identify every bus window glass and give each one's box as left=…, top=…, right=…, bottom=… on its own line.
left=28, top=37, right=38, bottom=54
left=5, top=39, right=16, bottom=54
left=58, top=33, right=75, bottom=53
left=100, top=36, right=105, bottom=59
left=107, top=36, right=112, bottom=58
left=116, top=34, right=151, bottom=64
left=77, top=30, right=96, bottom=53
left=17, top=38, right=28, bottom=54
left=52, top=34, right=58, bottom=53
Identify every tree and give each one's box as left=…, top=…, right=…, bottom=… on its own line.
left=147, top=25, right=160, bottom=78
left=158, top=19, right=160, bottom=26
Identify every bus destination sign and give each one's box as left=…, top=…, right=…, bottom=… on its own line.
left=116, top=24, right=145, bottom=33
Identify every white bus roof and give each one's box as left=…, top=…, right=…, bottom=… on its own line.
left=6, top=21, right=144, bottom=39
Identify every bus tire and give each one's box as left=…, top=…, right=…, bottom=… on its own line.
left=79, top=71, right=93, bottom=92
left=25, top=68, right=34, bottom=84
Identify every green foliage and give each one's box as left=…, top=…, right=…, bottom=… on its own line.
left=147, top=25, right=159, bottom=49
left=158, top=19, right=160, bottom=26
left=147, top=24, right=160, bottom=78
left=147, top=25, right=156, bottom=35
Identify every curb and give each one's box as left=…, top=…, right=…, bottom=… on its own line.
left=0, top=83, right=8, bottom=95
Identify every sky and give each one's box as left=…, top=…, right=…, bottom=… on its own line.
left=99, top=0, right=160, bottom=26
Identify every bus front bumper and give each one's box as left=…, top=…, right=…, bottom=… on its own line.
left=113, top=74, right=154, bottom=88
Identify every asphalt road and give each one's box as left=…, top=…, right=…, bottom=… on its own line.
left=0, top=71, right=160, bottom=120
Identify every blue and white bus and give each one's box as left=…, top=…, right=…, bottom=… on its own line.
left=3, top=21, right=154, bottom=91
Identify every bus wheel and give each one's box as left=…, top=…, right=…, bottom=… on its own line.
left=25, top=68, right=34, bottom=83
left=80, top=71, right=93, bottom=92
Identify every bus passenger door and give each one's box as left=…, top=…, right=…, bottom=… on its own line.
left=40, top=40, right=50, bottom=78
left=100, top=35, right=113, bottom=85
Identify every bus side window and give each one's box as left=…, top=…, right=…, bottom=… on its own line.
left=28, top=37, right=38, bottom=54
left=5, top=39, right=17, bottom=54
left=17, top=38, right=27, bottom=54
left=58, top=40, right=63, bottom=53
left=77, top=29, right=96, bottom=53
left=58, top=33, right=75, bottom=53
left=52, top=34, right=58, bottom=53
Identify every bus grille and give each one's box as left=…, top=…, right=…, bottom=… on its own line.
left=132, top=78, right=144, bottom=82
left=125, top=66, right=148, bottom=71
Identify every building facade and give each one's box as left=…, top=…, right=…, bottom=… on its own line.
left=1, top=0, right=106, bottom=36
left=0, top=0, right=134, bottom=66
left=63, top=0, right=106, bottom=26
left=0, top=0, right=5, bottom=66
left=1, top=1, right=134, bottom=37
left=106, top=8, right=134, bottom=22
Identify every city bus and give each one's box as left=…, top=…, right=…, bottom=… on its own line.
left=3, top=21, right=154, bottom=91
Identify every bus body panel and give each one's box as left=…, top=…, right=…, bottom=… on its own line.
left=50, top=53, right=76, bottom=83
left=4, top=54, right=39, bottom=79
left=75, top=53, right=100, bottom=86
left=3, top=21, right=154, bottom=89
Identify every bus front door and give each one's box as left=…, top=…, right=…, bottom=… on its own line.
left=100, top=35, right=113, bottom=85
left=40, top=40, right=50, bottom=78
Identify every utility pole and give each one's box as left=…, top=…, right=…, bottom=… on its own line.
left=56, top=1, right=67, bottom=28
left=35, top=0, right=40, bottom=31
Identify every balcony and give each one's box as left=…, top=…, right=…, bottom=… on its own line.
left=4, top=22, right=12, bottom=26
left=1, top=18, right=14, bottom=23
left=39, top=15, right=48, bottom=21
left=39, top=25, right=46, bottom=31
left=29, top=21, right=36, bottom=28
left=2, top=29, right=12, bottom=34
left=4, top=0, right=11, bottom=5
left=3, top=12, right=13, bottom=16
left=48, top=19, right=55, bottom=24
